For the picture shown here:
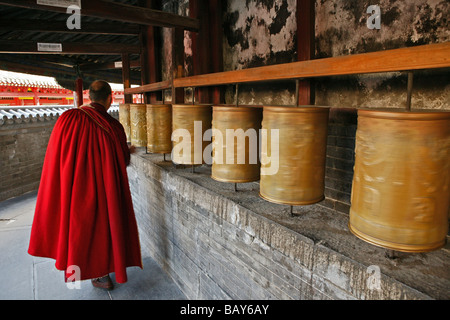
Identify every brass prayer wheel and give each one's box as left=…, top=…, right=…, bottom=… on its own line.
left=172, top=104, right=212, bottom=165
left=119, top=103, right=131, bottom=142
left=130, top=103, right=147, bottom=147
left=349, top=109, right=450, bottom=252
left=259, top=106, right=330, bottom=205
left=146, top=104, right=172, bottom=154
left=211, top=106, right=262, bottom=183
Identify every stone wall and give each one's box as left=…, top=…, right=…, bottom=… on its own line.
left=0, top=107, right=119, bottom=201
left=0, top=120, right=55, bottom=202
left=128, top=152, right=450, bottom=300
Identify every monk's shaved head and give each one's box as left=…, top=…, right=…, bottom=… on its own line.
left=89, top=80, right=112, bottom=106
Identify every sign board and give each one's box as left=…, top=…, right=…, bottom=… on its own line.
left=37, top=0, right=81, bottom=8
left=37, top=43, right=63, bottom=52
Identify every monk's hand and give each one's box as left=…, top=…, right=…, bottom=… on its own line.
left=129, top=145, right=136, bottom=154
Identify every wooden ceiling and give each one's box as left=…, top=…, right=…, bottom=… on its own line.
left=0, top=0, right=198, bottom=90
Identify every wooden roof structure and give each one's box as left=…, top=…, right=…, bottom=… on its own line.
left=1, top=1, right=448, bottom=107
left=0, top=0, right=199, bottom=92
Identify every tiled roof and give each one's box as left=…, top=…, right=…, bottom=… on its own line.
left=0, top=105, right=119, bottom=126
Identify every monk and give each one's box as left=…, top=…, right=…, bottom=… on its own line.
left=28, top=80, right=142, bottom=290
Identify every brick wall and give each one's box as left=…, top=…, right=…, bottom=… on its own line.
left=0, top=121, right=55, bottom=201
left=0, top=107, right=119, bottom=202
left=128, top=152, right=449, bottom=300
left=320, top=108, right=357, bottom=215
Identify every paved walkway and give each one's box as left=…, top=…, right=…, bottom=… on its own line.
left=0, top=191, right=186, bottom=300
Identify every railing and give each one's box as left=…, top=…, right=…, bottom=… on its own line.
left=124, top=42, right=450, bottom=109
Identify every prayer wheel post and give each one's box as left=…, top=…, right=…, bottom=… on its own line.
left=75, top=77, right=83, bottom=108
left=122, top=53, right=133, bottom=104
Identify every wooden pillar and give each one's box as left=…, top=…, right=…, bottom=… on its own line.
left=208, top=0, right=224, bottom=105
left=139, top=0, right=162, bottom=103
left=75, top=77, right=83, bottom=107
left=172, top=27, right=185, bottom=104
left=189, top=0, right=223, bottom=104
left=296, top=0, right=315, bottom=105
left=122, top=53, right=133, bottom=104
left=139, top=24, right=149, bottom=103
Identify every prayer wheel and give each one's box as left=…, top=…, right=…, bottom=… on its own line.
left=146, top=104, right=172, bottom=154
left=211, top=106, right=262, bottom=183
left=172, top=104, right=212, bottom=165
left=119, top=103, right=131, bottom=142
left=349, top=109, right=450, bottom=252
left=259, top=106, right=330, bottom=205
left=130, top=104, right=147, bottom=147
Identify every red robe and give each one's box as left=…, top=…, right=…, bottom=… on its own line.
left=28, top=103, right=142, bottom=283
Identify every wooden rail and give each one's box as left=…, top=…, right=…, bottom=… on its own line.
left=173, top=42, right=450, bottom=88
left=124, top=80, right=172, bottom=95
left=126, top=42, right=450, bottom=95
left=0, top=0, right=200, bottom=31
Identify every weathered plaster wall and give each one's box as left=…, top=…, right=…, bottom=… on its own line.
left=315, top=0, right=449, bottom=58
left=314, top=0, right=450, bottom=110
left=223, top=0, right=297, bottom=70
left=157, top=0, right=448, bottom=107
left=220, top=0, right=449, bottom=109
left=223, top=0, right=298, bottom=105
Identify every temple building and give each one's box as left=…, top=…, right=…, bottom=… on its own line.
left=0, top=0, right=449, bottom=301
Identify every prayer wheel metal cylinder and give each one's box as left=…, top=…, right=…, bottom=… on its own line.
left=146, top=104, right=172, bottom=154
left=130, top=104, right=147, bottom=147
left=259, top=106, right=330, bottom=205
left=349, top=109, right=450, bottom=252
left=119, top=103, right=131, bottom=143
left=211, top=106, right=262, bottom=183
left=172, top=104, right=212, bottom=165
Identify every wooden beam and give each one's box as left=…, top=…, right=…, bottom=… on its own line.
left=0, top=19, right=139, bottom=35
left=80, top=60, right=140, bottom=72
left=75, top=78, right=83, bottom=108
left=0, top=40, right=140, bottom=55
left=189, top=0, right=223, bottom=104
left=1, top=54, right=79, bottom=68
left=190, top=0, right=207, bottom=103
left=0, top=58, right=141, bottom=85
left=122, top=53, right=132, bottom=103
left=296, top=0, right=315, bottom=105
left=209, top=0, right=224, bottom=104
left=172, top=28, right=185, bottom=103
left=0, top=59, right=75, bottom=79
left=173, top=42, right=450, bottom=88
left=0, top=0, right=200, bottom=31
left=139, top=0, right=163, bottom=103
left=124, top=80, right=171, bottom=95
